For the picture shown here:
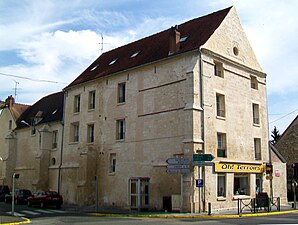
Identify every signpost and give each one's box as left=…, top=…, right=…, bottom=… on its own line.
left=196, top=179, right=204, bottom=188
left=193, top=154, right=214, bottom=162
left=193, top=162, right=215, bottom=166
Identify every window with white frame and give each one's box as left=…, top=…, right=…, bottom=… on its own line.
left=87, top=124, right=94, bottom=143
left=254, top=138, right=261, bottom=160
left=52, top=130, right=58, bottom=149
left=217, top=174, right=226, bottom=197
left=118, top=82, right=126, bottom=103
left=214, top=61, right=224, bottom=78
left=234, top=174, right=250, bottom=195
left=71, top=122, right=79, bottom=142
left=74, top=95, right=81, bottom=113
left=109, top=153, right=116, bottom=173
left=216, top=93, right=225, bottom=117
left=88, top=91, right=96, bottom=109
left=217, top=132, right=227, bottom=157
left=252, top=103, right=260, bottom=125
left=116, top=119, right=125, bottom=140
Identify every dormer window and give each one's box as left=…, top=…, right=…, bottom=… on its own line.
left=90, top=64, right=99, bottom=71
left=130, top=51, right=140, bottom=58
left=179, top=35, right=189, bottom=42
left=109, top=59, right=118, bottom=65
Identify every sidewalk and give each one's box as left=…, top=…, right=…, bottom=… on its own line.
left=0, top=203, right=297, bottom=224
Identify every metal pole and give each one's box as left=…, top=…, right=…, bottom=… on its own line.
left=180, top=173, right=183, bottom=212
left=12, top=173, right=15, bottom=216
left=294, top=181, right=297, bottom=210
left=95, top=176, right=99, bottom=213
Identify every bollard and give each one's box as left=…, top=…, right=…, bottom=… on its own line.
left=208, top=202, right=211, bottom=215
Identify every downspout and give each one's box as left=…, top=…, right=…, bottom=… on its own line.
left=199, top=48, right=206, bottom=211
left=58, top=92, right=66, bottom=194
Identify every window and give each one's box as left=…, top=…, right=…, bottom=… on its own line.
left=214, top=61, right=224, bottom=77
left=9, top=120, right=12, bottom=130
left=130, top=51, right=140, bottom=58
left=31, top=120, right=36, bottom=135
left=129, top=178, right=149, bottom=210
left=109, top=58, right=118, bottom=65
left=52, top=130, right=58, bottom=149
left=109, top=153, right=116, bottom=173
left=118, top=83, right=126, bottom=103
left=254, top=138, right=261, bottom=160
left=252, top=103, right=260, bottom=125
left=250, top=76, right=258, bottom=90
left=74, top=95, right=80, bottom=113
left=179, top=35, right=189, bottom=42
left=234, top=174, right=250, bottom=195
left=87, top=124, right=94, bottom=143
left=71, top=122, right=79, bottom=142
left=51, top=158, right=56, bottom=166
left=116, top=119, right=126, bottom=140
left=88, top=91, right=96, bottom=109
left=217, top=133, right=227, bottom=157
left=256, top=174, right=262, bottom=194
left=216, top=93, right=225, bottom=117
left=217, top=174, right=226, bottom=197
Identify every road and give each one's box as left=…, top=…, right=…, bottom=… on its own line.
left=28, top=213, right=298, bottom=225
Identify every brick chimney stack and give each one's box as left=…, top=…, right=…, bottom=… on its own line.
left=5, top=95, right=15, bottom=108
left=169, top=25, right=180, bottom=55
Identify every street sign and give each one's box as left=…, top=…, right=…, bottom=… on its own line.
left=193, top=154, right=214, bottom=162
left=166, top=168, right=190, bottom=174
left=193, top=162, right=215, bottom=167
left=167, top=165, right=190, bottom=169
left=196, top=179, right=204, bottom=187
left=166, top=158, right=190, bottom=165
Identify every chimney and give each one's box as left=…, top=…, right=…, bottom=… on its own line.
left=169, top=25, right=180, bottom=55
left=5, top=95, right=15, bottom=108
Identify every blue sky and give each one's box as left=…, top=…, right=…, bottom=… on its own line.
left=0, top=0, right=297, bottom=134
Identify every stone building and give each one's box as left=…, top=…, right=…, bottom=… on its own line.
left=0, top=92, right=64, bottom=191
left=60, top=6, right=287, bottom=212
left=275, top=115, right=298, bottom=200
left=0, top=96, right=29, bottom=186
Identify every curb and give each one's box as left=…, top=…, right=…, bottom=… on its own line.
left=89, top=209, right=298, bottom=219
left=0, top=217, right=30, bottom=225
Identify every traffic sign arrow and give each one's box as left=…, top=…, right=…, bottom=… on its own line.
left=193, top=162, right=215, bottom=167
left=193, top=154, right=215, bottom=162
left=166, top=158, right=190, bottom=165
left=166, top=168, right=190, bottom=174
left=167, top=164, right=190, bottom=169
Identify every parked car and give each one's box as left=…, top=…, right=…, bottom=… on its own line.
left=27, top=191, right=63, bottom=208
left=0, top=185, right=10, bottom=201
left=5, top=189, right=32, bottom=204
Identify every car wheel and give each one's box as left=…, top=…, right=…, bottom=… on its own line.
left=40, top=202, right=44, bottom=208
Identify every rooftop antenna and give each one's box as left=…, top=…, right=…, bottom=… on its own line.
left=13, top=80, right=19, bottom=100
left=98, top=33, right=104, bottom=54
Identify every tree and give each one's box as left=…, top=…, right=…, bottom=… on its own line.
left=271, top=126, right=281, bottom=144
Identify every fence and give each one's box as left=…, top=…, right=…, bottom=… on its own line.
left=237, top=196, right=280, bottom=214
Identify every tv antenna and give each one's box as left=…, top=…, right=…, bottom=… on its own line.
left=13, top=80, right=19, bottom=100
left=98, top=33, right=104, bottom=54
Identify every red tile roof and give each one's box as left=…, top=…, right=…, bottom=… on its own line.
left=66, top=7, right=232, bottom=89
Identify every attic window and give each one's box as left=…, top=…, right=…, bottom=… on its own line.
left=109, top=59, right=118, bottom=65
left=179, top=35, right=189, bottom=42
left=130, top=51, right=140, bottom=58
left=52, top=109, right=57, bottom=115
left=90, top=64, right=99, bottom=71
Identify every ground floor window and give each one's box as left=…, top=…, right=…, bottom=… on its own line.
left=234, top=174, right=250, bottom=195
left=217, top=174, right=226, bottom=197
left=256, top=174, right=262, bottom=194
left=129, top=178, right=149, bottom=210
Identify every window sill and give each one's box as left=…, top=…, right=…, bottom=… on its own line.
left=232, top=195, right=251, bottom=200
left=253, top=123, right=260, bottom=127
left=216, top=116, right=226, bottom=121
left=116, top=139, right=125, bottom=142
left=109, top=172, right=116, bottom=176
left=217, top=197, right=226, bottom=201
left=73, top=112, right=80, bottom=115
left=117, top=102, right=125, bottom=106
left=69, top=142, right=79, bottom=145
left=88, top=108, right=95, bottom=112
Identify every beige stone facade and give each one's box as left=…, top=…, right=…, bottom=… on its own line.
left=0, top=7, right=287, bottom=212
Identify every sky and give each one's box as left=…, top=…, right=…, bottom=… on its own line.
left=0, top=0, right=297, bottom=135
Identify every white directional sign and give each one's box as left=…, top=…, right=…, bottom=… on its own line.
left=193, top=162, right=215, bottom=167
left=167, top=165, right=190, bottom=169
left=166, top=158, right=190, bottom=165
left=166, top=168, right=190, bottom=174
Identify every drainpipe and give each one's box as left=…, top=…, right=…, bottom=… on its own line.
left=199, top=48, right=206, bottom=212
left=58, top=92, right=66, bottom=194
